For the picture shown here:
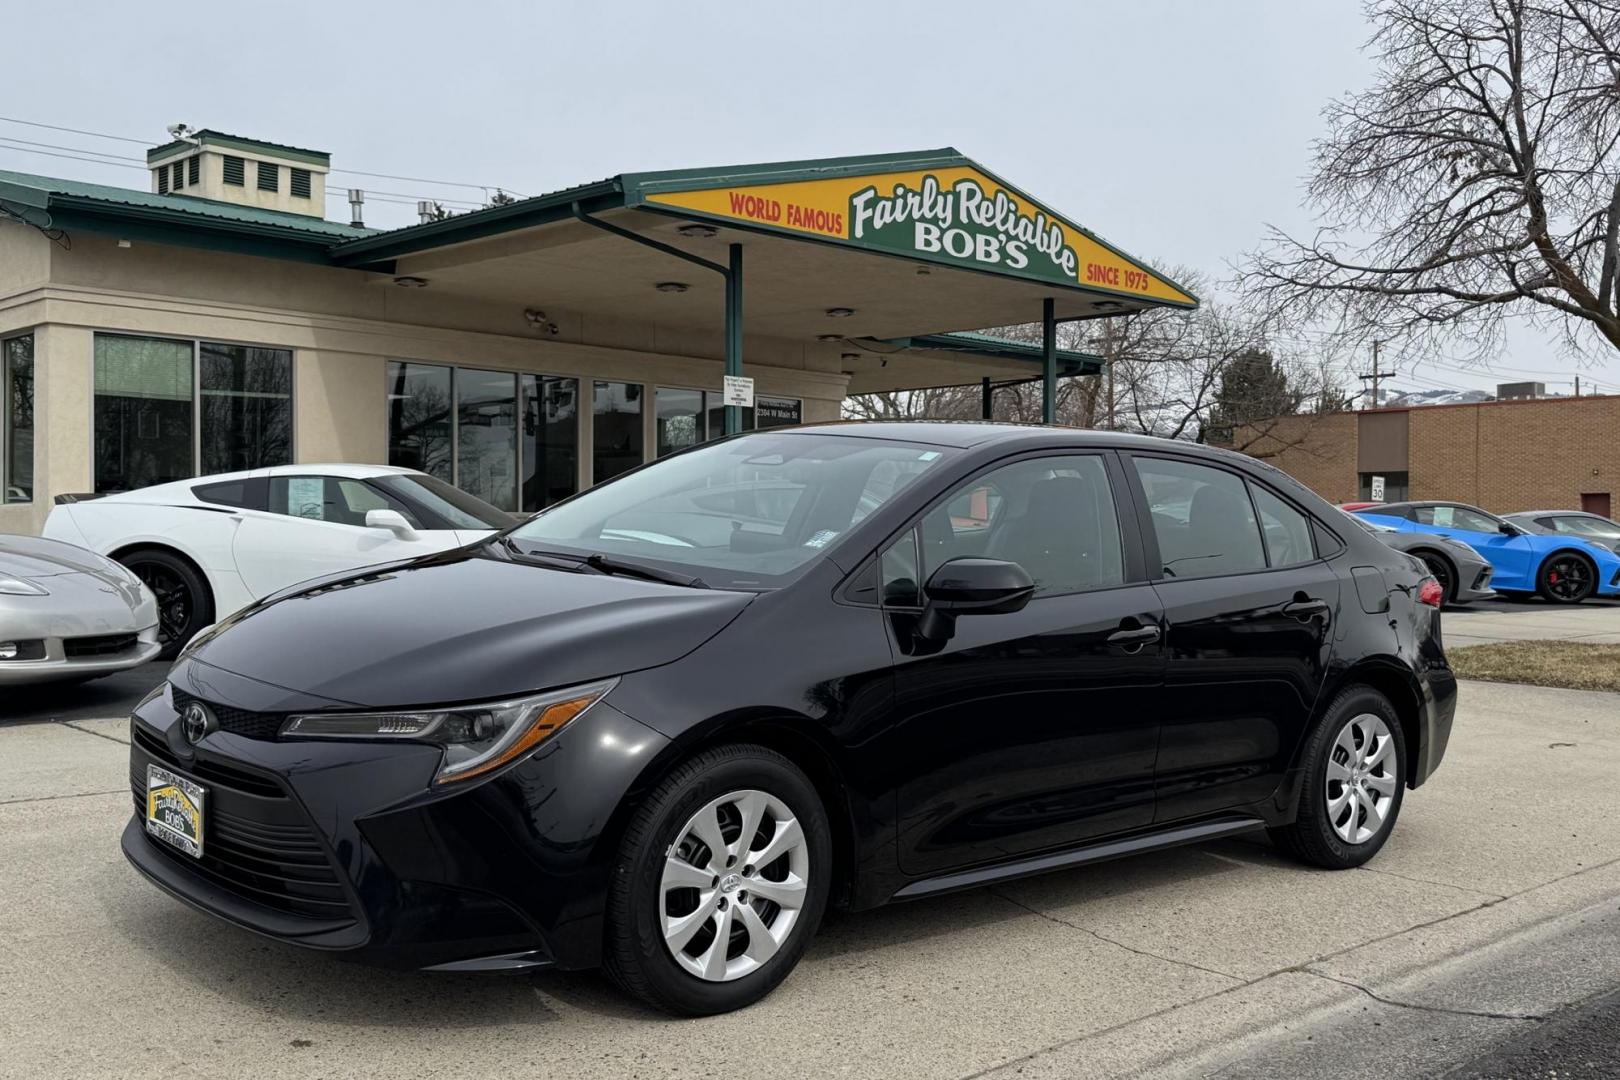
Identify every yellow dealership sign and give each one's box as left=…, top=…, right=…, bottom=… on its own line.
left=642, top=164, right=1195, bottom=306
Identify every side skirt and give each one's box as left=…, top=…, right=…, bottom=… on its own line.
left=888, top=817, right=1268, bottom=902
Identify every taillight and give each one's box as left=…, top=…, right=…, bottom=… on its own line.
left=1417, top=577, right=1444, bottom=608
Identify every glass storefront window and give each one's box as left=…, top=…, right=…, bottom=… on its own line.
left=200, top=342, right=292, bottom=475
left=593, top=380, right=644, bottom=483
left=522, top=373, right=579, bottom=512
left=656, top=386, right=704, bottom=457
left=456, top=368, right=519, bottom=512
left=3, top=335, right=32, bottom=503
left=94, top=335, right=195, bottom=493
left=386, top=361, right=453, bottom=482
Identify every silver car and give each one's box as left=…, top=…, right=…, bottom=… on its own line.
left=1338, top=510, right=1495, bottom=605
left=1, top=535, right=162, bottom=685
left=1503, top=510, right=1620, bottom=555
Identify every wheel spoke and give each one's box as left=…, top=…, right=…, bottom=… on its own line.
left=1357, top=787, right=1386, bottom=830
left=686, top=804, right=727, bottom=872
left=749, top=816, right=804, bottom=869
left=736, top=902, right=779, bottom=966
left=1326, top=758, right=1353, bottom=784
left=661, top=857, right=713, bottom=893
left=1364, top=736, right=1394, bottom=770
left=664, top=890, right=721, bottom=952
left=745, top=872, right=807, bottom=910
left=731, top=791, right=769, bottom=863
left=1364, top=773, right=1398, bottom=796
left=699, top=904, right=735, bottom=980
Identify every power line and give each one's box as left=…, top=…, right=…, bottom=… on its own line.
left=0, top=114, right=525, bottom=196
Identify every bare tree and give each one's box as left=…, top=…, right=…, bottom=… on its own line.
left=1241, top=0, right=1620, bottom=361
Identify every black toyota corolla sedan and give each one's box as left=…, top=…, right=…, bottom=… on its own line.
left=125, top=422, right=1456, bottom=1015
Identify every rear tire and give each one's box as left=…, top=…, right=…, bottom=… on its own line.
left=603, top=744, right=832, bottom=1016
left=1270, top=685, right=1406, bottom=870
left=118, top=549, right=214, bottom=660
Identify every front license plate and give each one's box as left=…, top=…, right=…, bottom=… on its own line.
left=145, top=764, right=206, bottom=859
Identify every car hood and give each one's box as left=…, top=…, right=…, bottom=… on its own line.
left=0, top=535, right=123, bottom=580
left=185, top=550, right=755, bottom=708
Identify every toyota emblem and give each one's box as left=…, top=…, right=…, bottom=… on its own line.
left=181, top=702, right=216, bottom=745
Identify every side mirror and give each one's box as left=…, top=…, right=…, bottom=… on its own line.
left=1499, top=521, right=1524, bottom=536
left=915, top=557, right=1035, bottom=642
left=365, top=508, right=418, bottom=540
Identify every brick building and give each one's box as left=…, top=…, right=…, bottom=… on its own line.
left=1228, top=395, right=1619, bottom=518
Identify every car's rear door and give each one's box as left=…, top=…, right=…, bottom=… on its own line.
left=230, top=475, right=446, bottom=597
left=1122, top=453, right=1341, bottom=824
left=881, top=450, right=1168, bottom=877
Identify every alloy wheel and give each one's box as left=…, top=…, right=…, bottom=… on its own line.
left=1325, top=713, right=1398, bottom=844
left=129, top=562, right=190, bottom=645
left=1543, top=555, right=1593, bottom=602
left=660, top=789, right=809, bottom=982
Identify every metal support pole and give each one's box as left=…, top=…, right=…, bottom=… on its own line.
left=1041, top=297, right=1057, bottom=424
left=981, top=376, right=993, bottom=420
left=725, top=243, right=744, bottom=435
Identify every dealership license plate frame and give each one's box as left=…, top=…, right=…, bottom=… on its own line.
left=145, top=764, right=206, bottom=859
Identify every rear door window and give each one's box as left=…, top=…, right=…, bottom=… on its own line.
left=1132, top=457, right=1267, bottom=579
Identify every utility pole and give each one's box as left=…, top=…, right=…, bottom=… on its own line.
left=1358, top=340, right=1389, bottom=408
left=1575, top=374, right=1581, bottom=397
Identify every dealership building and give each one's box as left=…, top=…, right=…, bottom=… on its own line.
left=1234, top=393, right=1619, bottom=519
left=0, top=131, right=1196, bottom=534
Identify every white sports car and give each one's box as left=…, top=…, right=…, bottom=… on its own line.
left=43, top=464, right=516, bottom=658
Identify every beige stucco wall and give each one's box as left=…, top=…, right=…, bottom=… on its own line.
left=0, top=230, right=853, bottom=535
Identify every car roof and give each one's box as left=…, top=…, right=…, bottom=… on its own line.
left=778, top=420, right=1241, bottom=455
left=1505, top=509, right=1602, bottom=518
left=87, top=463, right=421, bottom=503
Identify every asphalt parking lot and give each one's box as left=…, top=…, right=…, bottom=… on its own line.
left=4, top=601, right=1619, bottom=1079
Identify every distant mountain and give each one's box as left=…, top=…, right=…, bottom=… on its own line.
left=1375, top=387, right=1497, bottom=408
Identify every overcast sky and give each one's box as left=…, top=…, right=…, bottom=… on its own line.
left=4, top=0, right=1610, bottom=397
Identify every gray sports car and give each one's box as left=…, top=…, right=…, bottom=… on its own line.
left=1339, top=510, right=1495, bottom=605
left=1, top=534, right=162, bottom=685
left=1503, top=510, right=1620, bottom=555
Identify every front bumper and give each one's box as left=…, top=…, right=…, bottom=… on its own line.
left=0, top=625, right=161, bottom=685
left=122, top=667, right=669, bottom=971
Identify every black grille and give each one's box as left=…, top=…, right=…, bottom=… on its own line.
left=171, top=687, right=285, bottom=741
left=64, top=633, right=137, bottom=658
left=131, top=726, right=353, bottom=921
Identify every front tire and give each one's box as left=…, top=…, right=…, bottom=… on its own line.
left=1537, top=552, right=1596, bottom=605
left=604, top=744, right=832, bottom=1015
left=118, top=549, right=214, bottom=660
left=1270, top=686, right=1406, bottom=869
left=1414, top=551, right=1456, bottom=606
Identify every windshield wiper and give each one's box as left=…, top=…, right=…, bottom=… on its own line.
left=585, top=553, right=709, bottom=589
left=490, top=536, right=599, bottom=573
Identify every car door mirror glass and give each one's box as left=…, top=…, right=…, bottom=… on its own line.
left=915, top=557, right=1034, bottom=641
left=366, top=508, right=417, bottom=539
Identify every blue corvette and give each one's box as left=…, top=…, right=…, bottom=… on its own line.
left=1353, top=501, right=1620, bottom=604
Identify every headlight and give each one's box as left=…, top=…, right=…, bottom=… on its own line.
left=279, top=679, right=617, bottom=785
left=0, top=573, right=48, bottom=596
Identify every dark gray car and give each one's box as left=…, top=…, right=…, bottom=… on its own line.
left=1339, top=510, right=1495, bottom=604
left=1504, top=510, right=1620, bottom=555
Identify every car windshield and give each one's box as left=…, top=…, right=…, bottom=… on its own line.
left=374, top=473, right=516, bottom=530
left=1558, top=516, right=1620, bottom=541
left=509, top=432, right=952, bottom=588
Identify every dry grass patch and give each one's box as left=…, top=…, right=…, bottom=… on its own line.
left=1448, top=641, right=1620, bottom=693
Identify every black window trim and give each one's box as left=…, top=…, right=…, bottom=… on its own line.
left=838, top=447, right=1149, bottom=610
left=1120, top=449, right=1337, bottom=585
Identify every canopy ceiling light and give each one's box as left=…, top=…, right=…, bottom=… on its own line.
left=392, top=276, right=429, bottom=288
left=677, top=224, right=718, bottom=238
left=816, top=334, right=843, bottom=342
left=655, top=281, right=690, bottom=293
left=824, top=307, right=856, bottom=318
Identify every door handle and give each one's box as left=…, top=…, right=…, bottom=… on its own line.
left=1282, top=597, right=1331, bottom=620
left=1107, top=624, right=1161, bottom=648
